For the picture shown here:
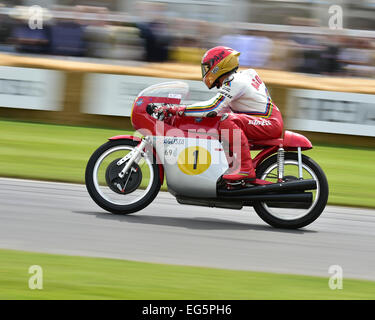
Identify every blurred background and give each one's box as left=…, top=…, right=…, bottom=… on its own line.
left=0, top=0, right=374, bottom=77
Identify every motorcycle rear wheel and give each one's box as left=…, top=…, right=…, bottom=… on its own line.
left=254, top=152, right=329, bottom=229
left=85, top=139, right=161, bottom=214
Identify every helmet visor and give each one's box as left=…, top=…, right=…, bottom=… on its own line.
left=201, top=63, right=211, bottom=78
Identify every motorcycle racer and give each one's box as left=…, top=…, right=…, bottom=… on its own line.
left=160, top=46, right=284, bottom=181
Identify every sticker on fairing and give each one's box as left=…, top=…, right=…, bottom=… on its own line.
left=168, top=93, right=182, bottom=99
left=177, top=146, right=211, bottom=175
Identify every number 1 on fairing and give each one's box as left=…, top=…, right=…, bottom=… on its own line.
left=193, top=150, right=199, bottom=170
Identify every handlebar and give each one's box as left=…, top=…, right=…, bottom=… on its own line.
left=146, top=103, right=157, bottom=115
left=146, top=103, right=166, bottom=121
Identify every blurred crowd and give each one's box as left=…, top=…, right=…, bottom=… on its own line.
left=0, top=2, right=374, bottom=78
left=221, top=24, right=375, bottom=78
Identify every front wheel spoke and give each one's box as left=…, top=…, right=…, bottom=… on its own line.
left=94, top=146, right=152, bottom=205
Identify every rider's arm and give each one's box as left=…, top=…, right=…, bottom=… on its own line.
left=183, top=77, right=245, bottom=117
left=183, top=92, right=229, bottom=117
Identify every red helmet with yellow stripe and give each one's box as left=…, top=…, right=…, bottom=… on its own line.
left=201, top=46, right=240, bottom=89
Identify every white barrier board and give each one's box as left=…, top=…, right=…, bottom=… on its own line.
left=286, top=89, right=375, bottom=137
left=0, top=66, right=65, bottom=111
left=82, top=74, right=215, bottom=117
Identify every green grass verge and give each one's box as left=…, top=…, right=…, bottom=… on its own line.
left=1, top=248, right=374, bottom=300
left=0, top=119, right=375, bottom=207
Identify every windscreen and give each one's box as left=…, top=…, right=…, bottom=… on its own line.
left=137, top=81, right=189, bottom=102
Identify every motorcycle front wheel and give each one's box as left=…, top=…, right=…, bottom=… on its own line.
left=85, top=139, right=161, bottom=214
left=254, top=152, right=329, bottom=229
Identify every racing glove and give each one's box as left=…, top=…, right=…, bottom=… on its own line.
left=155, top=105, right=186, bottom=119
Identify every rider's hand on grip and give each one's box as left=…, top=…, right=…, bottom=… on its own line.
left=165, top=105, right=186, bottom=117
left=206, top=111, right=217, bottom=118
left=146, top=104, right=165, bottom=120
left=152, top=105, right=185, bottom=120
left=153, top=106, right=168, bottom=120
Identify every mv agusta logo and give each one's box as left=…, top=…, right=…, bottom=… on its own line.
left=163, top=137, right=185, bottom=145
left=248, top=119, right=272, bottom=126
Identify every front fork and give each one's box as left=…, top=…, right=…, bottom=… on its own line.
left=277, top=146, right=303, bottom=181
left=117, top=136, right=150, bottom=179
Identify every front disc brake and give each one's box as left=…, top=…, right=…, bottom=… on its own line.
left=105, top=158, right=142, bottom=195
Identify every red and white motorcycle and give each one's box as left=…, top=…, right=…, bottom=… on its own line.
left=85, top=81, right=329, bottom=229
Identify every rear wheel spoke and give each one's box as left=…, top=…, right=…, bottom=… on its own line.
left=259, top=160, right=320, bottom=221
left=265, top=173, right=278, bottom=179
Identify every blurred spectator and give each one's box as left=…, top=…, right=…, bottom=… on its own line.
left=197, top=20, right=222, bottom=50
left=49, top=6, right=86, bottom=56
left=9, top=6, right=51, bottom=54
left=0, top=5, right=15, bottom=52
left=106, top=25, right=144, bottom=60
left=135, top=1, right=171, bottom=62
left=78, top=5, right=111, bottom=58
left=220, top=31, right=272, bottom=68
left=267, top=32, right=294, bottom=71
left=339, top=37, right=375, bottom=78
left=287, top=17, right=323, bottom=74
left=170, top=18, right=218, bottom=49
left=171, top=18, right=201, bottom=48
left=167, top=18, right=217, bottom=64
left=138, top=20, right=170, bottom=62
left=319, top=36, right=343, bottom=76
left=291, top=34, right=326, bottom=74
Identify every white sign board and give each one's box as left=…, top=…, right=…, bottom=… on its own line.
left=0, top=66, right=65, bottom=111
left=286, top=89, right=375, bottom=137
left=82, top=74, right=215, bottom=117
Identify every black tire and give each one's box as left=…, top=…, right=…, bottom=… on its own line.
left=254, top=152, right=329, bottom=229
left=85, top=139, right=161, bottom=214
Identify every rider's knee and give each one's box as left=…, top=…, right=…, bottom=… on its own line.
left=219, top=113, right=237, bottom=129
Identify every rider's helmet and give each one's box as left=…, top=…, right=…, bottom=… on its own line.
left=201, top=46, right=240, bottom=89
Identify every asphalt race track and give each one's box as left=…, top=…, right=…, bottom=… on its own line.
left=1, top=178, right=374, bottom=280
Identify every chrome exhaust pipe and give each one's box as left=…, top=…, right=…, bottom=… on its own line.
left=266, top=201, right=312, bottom=210
left=223, top=192, right=313, bottom=204
left=176, top=193, right=313, bottom=210
left=217, top=179, right=316, bottom=197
